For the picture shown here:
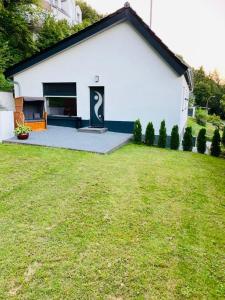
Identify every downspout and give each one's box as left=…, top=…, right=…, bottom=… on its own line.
left=9, top=80, right=21, bottom=97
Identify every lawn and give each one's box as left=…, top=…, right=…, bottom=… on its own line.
left=187, top=117, right=220, bottom=140
left=0, top=144, right=224, bottom=299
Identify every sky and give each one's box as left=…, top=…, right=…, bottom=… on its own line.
left=84, top=0, right=225, bottom=79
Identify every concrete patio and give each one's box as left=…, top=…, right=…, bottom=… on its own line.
left=4, top=126, right=133, bottom=154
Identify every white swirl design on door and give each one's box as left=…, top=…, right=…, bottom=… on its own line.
left=94, top=91, right=103, bottom=122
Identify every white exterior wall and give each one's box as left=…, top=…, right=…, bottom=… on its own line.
left=0, top=111, right=14, bottom=142
left=13, top=21, right=187, bottom=134
left=0, top=92, right=15, bottom=111
left=179, top=76, right=189, bottom=134
left=75, top=5, right=82, bottom=24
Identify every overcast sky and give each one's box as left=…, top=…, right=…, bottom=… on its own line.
left=83, top=0, right=225, bottom=79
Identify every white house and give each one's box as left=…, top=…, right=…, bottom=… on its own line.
left=5, top=3, right=192, bottom=136
left=41, top=0, right=82, bottom=25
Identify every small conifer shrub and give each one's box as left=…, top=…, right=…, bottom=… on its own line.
left=158, top=120, right=167, bottom=148
left=170, top=125, right=179, bottom=150
left=182, top=127, right=193, bottom=151
left=133, top=119, right=142, bottom=144
left=222, top=126, right=225, bottom=147
left=197, top=128, right=207, bottom=154
left=145, top=122, right=155, bottom=146
left=210, top=129, right=221, bottom=157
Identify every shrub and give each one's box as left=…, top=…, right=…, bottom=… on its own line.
left=222, top=126, right=225, bottom=147
left=195, top=109, right=207, bottom=126
left=182, top=127, right=193, bottom=151
left=158, top=120, right=167, bottom=148
left=170, top=125, right=180, bottom=150
left=0, top=73, right=13, bottom=92
left=211, top=129, right=221, bottom=157
left=197, top=128, right=207, bottom=154
left=207, top=114, right=223, bottom=129
left=133, top=119, right=142, bottom=144
left=145, top=122, right=155, bottom=146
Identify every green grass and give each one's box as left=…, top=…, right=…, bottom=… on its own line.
left=187, top=117, right=220, bottom=140
left=0, top=144, right=224, bottom=299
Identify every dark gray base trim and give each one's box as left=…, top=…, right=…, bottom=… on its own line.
left=144, top=135, right=196, bottom=148
left=81, top=120, right=90, bottom=128
left=151, top=135, right=171, bottom=148
left=81, top=120, right=134, bottom=133
left=47, top=116, right=82, bottom=128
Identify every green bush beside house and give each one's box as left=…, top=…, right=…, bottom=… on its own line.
left=133, top=119, right=224, bottom=158
left=145, top=122, right=155, bottom=146
left=195, top=109, right=208, bottom=126
left=170, top=125, right=180, bottom=150
left=211, top=129, right=221, bottom=157
left=133, top=119, right=142, bottom=144
left=182, top=127, right=193, bottom=151
left=197, top=128, right=207, bottom=154
left=222, top=127, right=225, bottom=147
left=158, top=120, right=167, bottom=148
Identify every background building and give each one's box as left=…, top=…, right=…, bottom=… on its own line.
left=41, top=0, right=82, bottom=25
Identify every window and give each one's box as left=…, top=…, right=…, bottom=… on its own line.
left=47, top=97, right=77, bottom=116
left=182, top=87, right=189, bottom=111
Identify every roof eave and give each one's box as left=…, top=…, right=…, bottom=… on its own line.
left=4, top=6, right=190, bottom=84
left=4, top=8, right=127, bottom=77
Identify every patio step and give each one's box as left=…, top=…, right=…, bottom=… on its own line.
left=78, top=127, right=108, bottom=134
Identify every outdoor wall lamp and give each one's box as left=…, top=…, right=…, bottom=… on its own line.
left=94, top=75, right=100, bottom=83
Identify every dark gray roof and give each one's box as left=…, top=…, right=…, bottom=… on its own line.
left=4, top=5, right=192, bottom=89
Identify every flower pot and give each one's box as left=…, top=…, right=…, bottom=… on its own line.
left=17, top=133, right=29, bottom=140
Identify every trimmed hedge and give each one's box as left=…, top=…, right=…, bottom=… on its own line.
left=211, top=129, right=221, bottom=157
left=170, top=125, right=179, bottom=150
left=197, top=128, right=207, bottom=154
left=182, top=127, right=193, bottom=151
left=158, top=120, right=167, bottom=148
left=145, top=122, right=155, bottom=146
left=222, top=127, right=225, bottom=147
left=133, top=119, right=142, bottom=144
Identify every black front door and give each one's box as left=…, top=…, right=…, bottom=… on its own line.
left=90, top=86, right=104, bottom=128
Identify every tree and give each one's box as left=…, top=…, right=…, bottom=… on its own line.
left=0, top=1, right=38, bottom=90
left=133, top=119, right=142, bottom=144
left=145, top=122, right=154, bottom=146
left=194, top=81, right=211, bottom=107
left=197, top=128, right=207, bottom=154
left=220, top=95, right=225, bottom=119
left=193, top=66, right=225, bottom=119
left=210, top=129, right=221, bottom=157
left=0, top=2, right=38, bottom=61
left=209, top=69, right=221, bottom=85
left=0, top=73, right=13, bottom=91
left=0, top=0, right=104, bottom=91
left=1, top=0, right=38, bottom=9
left=71, top=19, right=92, bottom=34
left=36, top=16, right=72, bottom=50
left=182, top=127, right=193, bottom=151
left=76, top=0, right=103, bottom=24
left=170, top=125, right=179, bottom=150
left=158, top=120, right=167, bottom=148
left=193, top=66, right=206, bottom=83
left=222, top=126, right=225, bottom=147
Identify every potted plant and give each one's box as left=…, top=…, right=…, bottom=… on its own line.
left=14, top=123, right=32, bottom=140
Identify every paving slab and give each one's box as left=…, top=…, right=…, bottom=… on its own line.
left=4, top=126, right=132, bottom=154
